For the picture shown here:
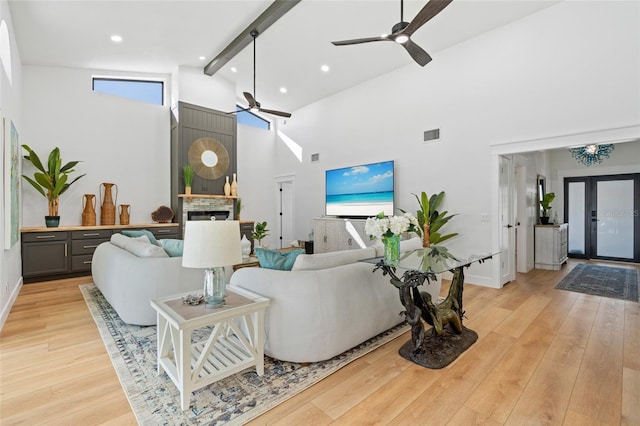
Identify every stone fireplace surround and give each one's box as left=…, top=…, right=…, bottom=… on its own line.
left=180, top=195, right=234, bottom=235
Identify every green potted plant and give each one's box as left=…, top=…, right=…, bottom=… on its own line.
left=21, top=144, right=85, bottom=227
left=252, top=221, right=269, bottom=248
left=539, top=192, right=555, bottom=224
left=183, top=165, right=193, bottom=195
left=401, top=191, right=458, bottom=248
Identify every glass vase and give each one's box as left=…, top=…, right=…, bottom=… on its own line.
left=382, top=234, right=400, bottom=265
left=203, top=267, right=226, bottom=308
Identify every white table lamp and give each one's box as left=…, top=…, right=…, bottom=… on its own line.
left=182, top=220, right=242, bottom=308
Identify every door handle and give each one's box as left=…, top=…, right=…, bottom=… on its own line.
left=506, top=224, right=513, bottom=228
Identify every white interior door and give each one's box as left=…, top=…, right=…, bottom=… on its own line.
left=276, top=176, right=295, bottom=249
left=499, top=156, right=516, bottom=285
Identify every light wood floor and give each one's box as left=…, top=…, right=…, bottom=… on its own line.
left=1, top=259, right=638, bottom=425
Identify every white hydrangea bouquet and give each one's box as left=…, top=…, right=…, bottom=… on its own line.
left=365, top=212, right=420, bottom=241
left=365, top=212, right=420, bottom=263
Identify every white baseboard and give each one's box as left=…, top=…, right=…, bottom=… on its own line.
left=0, top=277, right=23, bottom=332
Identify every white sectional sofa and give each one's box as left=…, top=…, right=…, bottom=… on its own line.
left=91, top=235, right=202, bottom=325
left=229, top=237, right=439, bottom=363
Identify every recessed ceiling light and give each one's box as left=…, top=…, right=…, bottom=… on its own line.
left=230, top=66, right=237, bottom=73
left=199, top=56, right=206, bottom=61
left=110, top=35, right=123, bottom=43
left=321, top=64, right=330, bottom=72
left=279, top=87, right=287, bottom=94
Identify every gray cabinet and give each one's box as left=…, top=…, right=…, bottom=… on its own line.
left=22, top=232, right=70, bottom=277
left=70, top=229, right=112, bottom=273
left=313, top=218, right=372, bottom=253
left=21, top=224, right=179, bottom=282
left=534, top=224, right=568, bottom=270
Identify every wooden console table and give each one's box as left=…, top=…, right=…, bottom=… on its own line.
left=21, top=223, right=179, bottom=283
left=362, top=247, right=498, bottom=369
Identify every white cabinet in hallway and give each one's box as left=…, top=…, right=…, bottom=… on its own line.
left=534, top=224, right=568, bottom=270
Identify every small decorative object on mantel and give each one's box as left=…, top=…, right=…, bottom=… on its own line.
left=183, top=165, right=193, bottom=196
left=119, top=204, right=130, bottom=225
left=82, top=194, right=97, bottom=226
left=224, top=176, right=231, bottom=196
left=151, top=205, right=174, bottom=223
left=100, top=182, right=117, bottom=225
left=231, top=173, right=238, bottom=197
left=365, top=212, right=420, bottom=264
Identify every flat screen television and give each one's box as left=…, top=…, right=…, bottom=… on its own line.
left=325, top=160, right=394, bottom=218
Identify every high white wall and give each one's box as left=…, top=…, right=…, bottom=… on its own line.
left=21, top=66, right=171, bottom=227
left=270, top=0, right=640, bottom=286
left=0, top=0, right=22, bottom=329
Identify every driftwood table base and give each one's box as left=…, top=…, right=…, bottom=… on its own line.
left=398, top=326, right=478, bottom=369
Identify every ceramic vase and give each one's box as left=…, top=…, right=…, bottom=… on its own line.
left=240, top=234, right=251, bottom=259
left=231, top=173, right=238, bottom=197
left=82, top=194, right=97, bottom=226
left=224, top=176, right=231, bottom=196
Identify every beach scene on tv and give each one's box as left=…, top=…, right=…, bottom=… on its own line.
left=325, top=161, right=394, bottom=217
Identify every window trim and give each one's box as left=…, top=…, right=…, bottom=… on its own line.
left=92, top=76, right=166, bottom=106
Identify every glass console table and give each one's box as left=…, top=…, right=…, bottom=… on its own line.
left=361, top=247, right=499, bottom=369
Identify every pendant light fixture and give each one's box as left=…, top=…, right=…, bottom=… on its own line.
left=568, top=144, right=615, bottom=166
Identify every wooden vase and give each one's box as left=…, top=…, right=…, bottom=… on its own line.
left=82, top=194, right=97, bottom=226
left=100, top=183, right=117, bottom=225
left=119, top=204, right=130, bottom=225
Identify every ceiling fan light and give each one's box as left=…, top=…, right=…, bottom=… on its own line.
left=395, top=34, right=409, bottom=44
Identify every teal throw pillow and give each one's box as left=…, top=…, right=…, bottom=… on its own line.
left=160, top=239, right=184, bottom=257
left=121, top=229, right=160, bottom=246
left=255, top=247, right=305, bottom=271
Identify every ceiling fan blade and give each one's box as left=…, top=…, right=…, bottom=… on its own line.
left=404, top=0, right=453, bottom=36
left=403, top=40, right=432, bottom=66
left=259, top=108, right=292, bottom=118
left=332, top=36, right=389, bottom=46
left=227, top=106, right=251, bottom=115
left=243, top=92, right=258, bottom=107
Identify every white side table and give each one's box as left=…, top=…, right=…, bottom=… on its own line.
left=151, top=287, right=269, bottom=411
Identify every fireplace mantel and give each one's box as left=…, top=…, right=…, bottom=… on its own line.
left=178, top=194, right=238, bottom=200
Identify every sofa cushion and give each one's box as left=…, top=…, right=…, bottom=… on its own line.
left=121, top=229, right=160, bottom=246
left=110, top=233, right=169, bottom=258
left=160, top=238, right=183, bottom=257
left=291, top=247, right=377, bottom=271
left=255, top=247, right=305, bottom=270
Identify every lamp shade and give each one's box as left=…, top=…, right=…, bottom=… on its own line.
left=182, top=220, right=242, bottom=268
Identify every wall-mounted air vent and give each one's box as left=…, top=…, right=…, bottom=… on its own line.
left=311, top=153, right=320, bottom=162
left=423, top=128, right=440, bottom=142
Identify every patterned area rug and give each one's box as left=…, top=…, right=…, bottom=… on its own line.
left=555, top=264, right=639, bottom=302
left=79, top=284, right=409, bottom=425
